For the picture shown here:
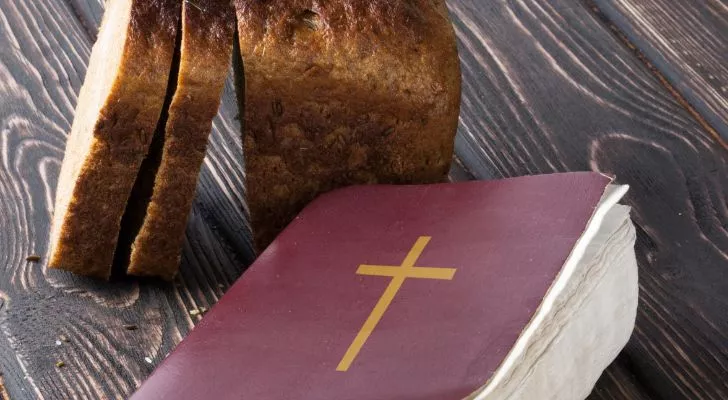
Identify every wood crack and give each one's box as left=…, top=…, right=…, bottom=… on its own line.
left=583, top=0, right=728, bottom=150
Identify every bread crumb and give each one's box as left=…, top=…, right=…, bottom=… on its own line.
left=55, top=361, right=65, bottom=368
left=0, top=373, right=9, bottom=400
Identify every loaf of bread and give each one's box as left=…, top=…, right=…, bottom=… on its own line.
left=49, top=0, right=180, bottom=279
left=52, top=0, right=460, bottom=279
left=234, top=0, right=462, bottom=250
left=125, top=0, right=235, bottom=280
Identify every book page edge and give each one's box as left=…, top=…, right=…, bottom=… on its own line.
left=470, top=183, right=630, bottom=399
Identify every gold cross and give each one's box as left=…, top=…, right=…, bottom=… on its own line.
left=336, top=236, right=457, bottom=372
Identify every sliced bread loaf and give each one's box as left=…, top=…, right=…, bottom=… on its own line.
left=125, top=0, right=235, bottom=280
left=234, top=0, right=462, bottom=250
left=49, top=0, right=180, bottom=279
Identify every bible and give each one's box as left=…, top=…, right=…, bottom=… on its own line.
left=132, top=172, right=638, bottom=400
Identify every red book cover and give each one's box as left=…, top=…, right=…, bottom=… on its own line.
left=132, top=172, right=613, bottom=400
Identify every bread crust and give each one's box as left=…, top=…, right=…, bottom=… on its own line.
left=49, top=0, right=180, bottom=279
left=235, top=0, right=462, bottom=250
left=126, top=0, right=235, bottom=280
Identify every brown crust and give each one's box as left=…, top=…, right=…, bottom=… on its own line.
left=0, top=373, right=9, bottom=400
left=49, top=0, right=180, bottom=279
left=126, top=0, right=235, bottom=280
left=235, top=0, right=462, bottom=250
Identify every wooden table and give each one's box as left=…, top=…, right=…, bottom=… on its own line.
left=1, top=0, right=726, bottom=398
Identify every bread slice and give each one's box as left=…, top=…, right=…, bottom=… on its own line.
left=234, top=0, right=462, bottom=250
left=49, top=0, right=180, bottom=279
left=124, top=0, right=235, bottom=280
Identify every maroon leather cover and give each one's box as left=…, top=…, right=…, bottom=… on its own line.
left=132, top=172, right=610, bottom=400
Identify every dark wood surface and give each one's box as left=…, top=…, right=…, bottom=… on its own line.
left=592, top=0, right=728, bottom=141
left=449, top=2, right=728, bottom=398
left=0, top=0, right=726, bottom=399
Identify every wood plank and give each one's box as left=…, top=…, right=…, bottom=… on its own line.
left=591, top=356, right=655, bottom=400
left=591, top=0, right=728, bottom=141
left=446, top=0, right=728, bottom=399
left=65, top=0, right=101, bottom=38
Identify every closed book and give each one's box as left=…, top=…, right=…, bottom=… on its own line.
left=132, top=172, right=638, bottom=400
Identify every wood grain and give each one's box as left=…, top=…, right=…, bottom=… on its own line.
left=591, top=0, right=728, bottom=141
left=0, top=0, right=726, bottom=399
left=447, top=0, right=728, bottom=398
left=591, top=357, right=654, bottom=400
left=65, top=0, right=101, bottom=39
